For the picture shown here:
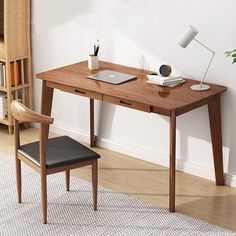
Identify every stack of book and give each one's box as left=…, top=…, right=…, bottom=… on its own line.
left=0, top=62, right=6, bottom=87
left=0, top=91, right=8, bottom=120
left=147, top=74, right=185, bottom=87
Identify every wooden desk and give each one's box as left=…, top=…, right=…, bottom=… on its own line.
left=37, top=60, right=227, bottom=212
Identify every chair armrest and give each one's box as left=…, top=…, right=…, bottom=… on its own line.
left=11, top=100, right=54, bottom=124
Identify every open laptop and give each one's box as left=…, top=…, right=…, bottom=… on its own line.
left=86, top=70, right=137, bottom=85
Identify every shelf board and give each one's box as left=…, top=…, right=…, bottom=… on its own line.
left=12, top=83, right=29, bottom=91
left=0, top=85, right=6, bottom=92
left=0, top=118, right=26, bottom=126
left=0, top=83, right=29, bottom=92
left=0, top=118, right=9, bottom=125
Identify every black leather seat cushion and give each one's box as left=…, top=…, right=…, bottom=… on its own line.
left=18, top=136, right=100, bottom=169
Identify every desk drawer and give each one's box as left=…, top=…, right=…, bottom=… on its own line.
left=103, top=95, right=150, bottom=112
left=47, top=82, right=102, bottom=100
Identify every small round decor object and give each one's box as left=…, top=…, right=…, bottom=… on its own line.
left=191, top=84, right=210, bottom=91
left=159, top=65, right=172, bottom=77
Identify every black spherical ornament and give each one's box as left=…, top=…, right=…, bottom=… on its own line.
left=159, top=65, right=172, bottom=77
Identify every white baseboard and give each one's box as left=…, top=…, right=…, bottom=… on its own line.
left=50, top=123, right=236, bottom=188
left=225, top=173, right=236, bottom=187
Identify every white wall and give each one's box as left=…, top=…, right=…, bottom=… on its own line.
left=31, top=0, right=236, bottom=186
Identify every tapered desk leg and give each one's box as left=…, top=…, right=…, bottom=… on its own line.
left=90, top=98, right=95, bottom=147
left=169, top=110, right=176, bottom=212
left=41, top=80, right=54, bottom=139
left=208, top=95, right=224, bottom=186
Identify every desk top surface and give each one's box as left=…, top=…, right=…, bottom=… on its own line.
left=37, top=61, right=227, bottom=112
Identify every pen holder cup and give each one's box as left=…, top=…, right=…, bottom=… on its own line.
left=88, top=55, right=99, bottom=70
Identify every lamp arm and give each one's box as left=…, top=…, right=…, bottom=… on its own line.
left=193, top=38, right=215, bottom=87
left=193, top=38, right=215, bottom=54
left=200, top=50, right=215, bottom=87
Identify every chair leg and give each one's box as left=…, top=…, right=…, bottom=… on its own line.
left=92, top=159, right=98, bottom=211
left=15, top=158, right=22, bottom=203
left=41, top=173, right=47, bottom=224
left=65, top=170, right=70, bottom=191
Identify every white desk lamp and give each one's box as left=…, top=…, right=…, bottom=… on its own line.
left=179, top=25, right=215, bottom=91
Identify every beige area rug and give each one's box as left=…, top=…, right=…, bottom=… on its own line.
left=1, top=152, right=235, bottom=236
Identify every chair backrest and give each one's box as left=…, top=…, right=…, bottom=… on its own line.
left=11, top=100, right=54, bottom=124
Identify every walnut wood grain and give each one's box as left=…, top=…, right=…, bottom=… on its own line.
left=40, top=123, right=47, bottom=224
left=11, top=100, right=99, bottom=224
left=41, top=80, right=54, bottom=140
left=14, top=118, right=22, bottom=203
left=65, top=170, right=70, bottom=191
left=46, top=160, right=93, bottom=175
left=17, top=152, right=41, bottom=173
left=90, top=98, right=95, bottom=147
left=92, top=159, right=98, bottom=211
left=47, top=81, right=102, bottom=101
left=36, top=60, right=227, bottom=213
left=103, top=95, right=150, bottom=112
left=37, top=61, right=226, bottom=116
left=208, top=95, right=224, bottom=185
left=169, top=111, right=176, bottom=212
left=12, top=123, right=98, bottom=225
left=11, top=100, right=54, bottom=124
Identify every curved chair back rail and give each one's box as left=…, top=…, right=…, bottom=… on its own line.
left=11, top=100, right=54, bottom=124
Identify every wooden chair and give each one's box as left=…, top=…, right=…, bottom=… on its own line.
left=11, top=100, right=100, bottom=224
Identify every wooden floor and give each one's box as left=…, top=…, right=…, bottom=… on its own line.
left=1, top=125, right=236, bottom=231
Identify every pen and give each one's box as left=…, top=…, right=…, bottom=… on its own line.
left=94, top=39, right=100, bottom=56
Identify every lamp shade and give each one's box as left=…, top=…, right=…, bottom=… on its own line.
left=179, top=25, right=199, bottom=48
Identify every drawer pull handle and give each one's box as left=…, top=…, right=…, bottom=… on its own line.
left=119, top=100, right=132, bottom=106
left=75, top=89, right=86, bottom=95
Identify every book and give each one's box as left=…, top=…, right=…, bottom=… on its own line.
left=10, top=61, right=20, bottom=86
left=0, top=91, right=8, bottom=120
left=0, top=62, right=21, bottom=87
left=147, top=79, right=185, bottom=87
left=147, top=74, right=183, bottom=83
left=147, top=74, right=185, bottom=87
left=0, top=62, right=4, bottom=87
left=2, top=63, right=6, bottom=86
left=147, top=74, right=178, bottom=80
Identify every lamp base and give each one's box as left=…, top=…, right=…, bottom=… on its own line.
left=191, top=84, right=210, bottom=91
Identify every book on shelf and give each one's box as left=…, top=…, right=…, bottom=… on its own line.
left=0, top=61, right=21, bottom=87
left=0, top=62, right=5, bottom=87
left=0, top=91, right=8, bottom=120
left=10, top=61, right=21, bottom=86
left=147, top=74, right=185, bottom=87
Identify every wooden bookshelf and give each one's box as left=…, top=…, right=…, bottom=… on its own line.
left=0, top=0, right=32, bottom=134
